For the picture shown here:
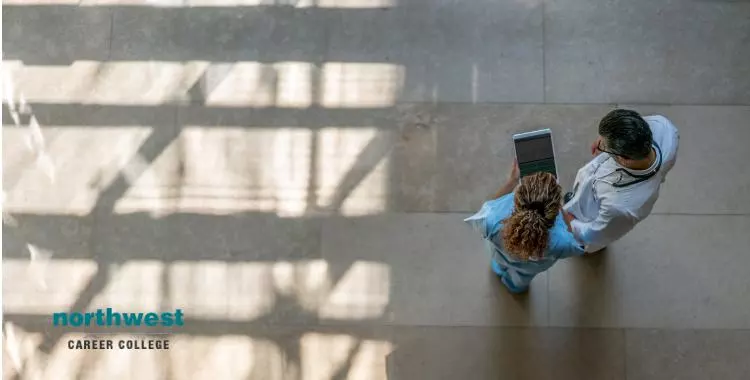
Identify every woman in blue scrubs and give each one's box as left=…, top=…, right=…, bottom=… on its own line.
left=465, top=162, right=585, bottom=293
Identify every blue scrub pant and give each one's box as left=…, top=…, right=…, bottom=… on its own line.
left=490, top=258, right=532, bottom=294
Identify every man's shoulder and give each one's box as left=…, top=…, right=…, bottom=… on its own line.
left=645, top=114, right=680, bottom=162
left=645, top=115, right=678, bottom=133
left=644, top=114, right=670, bottom=124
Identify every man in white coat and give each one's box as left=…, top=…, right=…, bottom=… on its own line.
left=562, top=109, right=680, bottom=253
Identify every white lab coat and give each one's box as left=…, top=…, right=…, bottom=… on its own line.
left=563, top=115, right=680, bottom=252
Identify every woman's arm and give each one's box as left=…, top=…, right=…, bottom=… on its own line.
left=490, top=160, right=520, bottom=200
left=490, top=179, right=517, bottom=200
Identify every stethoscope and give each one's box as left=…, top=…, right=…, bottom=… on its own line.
left=568, top=142, right=662, bottom=201
left=610, top=142, right=662, bottom=188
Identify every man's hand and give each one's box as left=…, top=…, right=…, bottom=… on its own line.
left=562, top=210, right=576, bottom=233
left=590, top=136, right=602, bottom=156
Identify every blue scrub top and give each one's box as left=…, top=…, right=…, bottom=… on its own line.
left=465, top=193, right=585, bottom=282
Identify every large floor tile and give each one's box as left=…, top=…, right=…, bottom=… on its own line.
left=544, top=0, right=750, bottom=104
left=2, top=5, right=112, bottom=64
left=621, top=105, right=750, bottom=214
left=549, top=215, right=750, bottom=329
left=423, top=0, right=544, bottom=103
left=387, top=326, right=625, bottom=380
left=626, top=329, right=750, bottom=380
left=110, top=6, right=329, bottom=62
left=177, top=105, right=400, bottom=216
left=2, top=105, right=179, bottom=215
left=329, top=0, right=544, bottom=103
left=321, top=214, right=549, bottom=326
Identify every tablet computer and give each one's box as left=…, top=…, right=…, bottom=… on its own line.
left=512, top=128, right=558, bottom=182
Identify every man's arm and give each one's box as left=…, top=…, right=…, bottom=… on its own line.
left=568, top=196, right=637, bottom=250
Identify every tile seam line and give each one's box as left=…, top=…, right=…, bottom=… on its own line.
left=541, top=0, right=547, bottom=104
left=107, top=8, right=114, bottom=61
left=258, top=324, right=750, bottom=332
left=34, top=323, right=750, bottom=332
left=398, top=102, right=750, bottom=107
left=4, top=101, right=750, bottom=108
left=622, top=328, right=628, bottom=380
left=546, top=262, right=551, bottom=327
left=393, top=211, right=750, bottom=216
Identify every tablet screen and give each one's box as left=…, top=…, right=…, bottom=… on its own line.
left=514, top=134, right=557, bottom=178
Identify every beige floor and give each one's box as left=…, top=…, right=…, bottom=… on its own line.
left=3, top=1, right=750, bottom=379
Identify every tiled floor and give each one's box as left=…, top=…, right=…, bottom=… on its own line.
left=2, top=1, right=750, bottom=379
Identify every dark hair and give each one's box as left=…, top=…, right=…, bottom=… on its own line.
left=501, top=172, right=561, bottom=261
left=598, top=109, right=653, bottom=160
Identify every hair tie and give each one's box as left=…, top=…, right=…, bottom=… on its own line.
left=526, top=201, right=546, bottom=216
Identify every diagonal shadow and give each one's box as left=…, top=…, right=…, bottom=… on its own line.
left=90, top=121, right=181, bottom=217
left=316, top=131, right=396, bottom=214
left=184, top=63, right=237, bottom=105
left=330, top=340, right=362, bottom=380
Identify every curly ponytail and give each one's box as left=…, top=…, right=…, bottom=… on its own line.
left=501, top=172, right=561, bottom=260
